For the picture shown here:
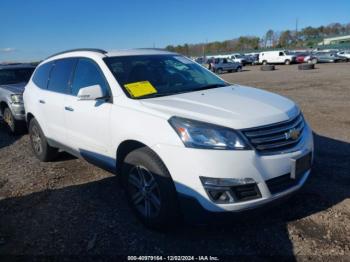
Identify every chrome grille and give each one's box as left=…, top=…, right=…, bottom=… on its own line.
left=241, top=114, right=305, bottom=154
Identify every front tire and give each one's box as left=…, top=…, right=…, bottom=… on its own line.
left=285, top=59, right=291, bottom=65
left=236, top=66, right=242, bottom=72
left=121, top=147, right=180, bottom=229
left=3, top=107, right=25, bottom=134
left=310, top=58, right=318, bottom=64
left=29, top=118, right=58, bottom=162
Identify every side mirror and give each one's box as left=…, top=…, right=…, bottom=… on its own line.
left=77, top=84, right=105, bottom=101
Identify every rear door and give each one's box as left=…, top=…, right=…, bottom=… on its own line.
left=64, top=58, right=113, bottom=162
left=43, top=58, right=77, bottom=144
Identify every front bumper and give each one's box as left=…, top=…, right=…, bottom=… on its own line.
left=152, top=123, right=313, bottom=216
left=9, top=103, right=25, bottom=120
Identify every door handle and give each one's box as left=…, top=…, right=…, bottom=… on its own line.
left=64, top=106, right=74, bottom=112
left=39, top=100, right=45, bottom=104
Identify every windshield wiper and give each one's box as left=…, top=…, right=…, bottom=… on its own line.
left=194, top=83, right=229, bottom=92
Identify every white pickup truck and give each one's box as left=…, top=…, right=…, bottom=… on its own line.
left=259, top=50, right=296, bottom=65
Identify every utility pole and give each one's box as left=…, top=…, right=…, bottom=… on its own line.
left=295, top=18, right=299, bottom=43
left=203, top=38, right=208, bottom=58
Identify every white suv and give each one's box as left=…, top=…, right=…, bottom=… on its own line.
left=24, top=48, right=313, bottom=228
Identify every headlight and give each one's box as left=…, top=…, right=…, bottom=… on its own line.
left=168, top=116, right=250, bottom=150
left=10, top=94, right=23, bottom=104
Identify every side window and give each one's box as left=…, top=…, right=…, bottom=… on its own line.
left=32, top=62, right=53, bottom=89
left=279, top=52, right=284, bottom=56
left=48, top=58, right=77, bottom=94
left=71, top=58, right=108, bottom=96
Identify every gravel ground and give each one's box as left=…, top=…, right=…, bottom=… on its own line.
left=0, top=63, right=349, bottom=259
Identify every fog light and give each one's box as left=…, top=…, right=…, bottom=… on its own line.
left=200, top=176, right=255, bottom=187
left=200, top=176, right=256, bottom=204
left=207, top=189, right=234, bottom=203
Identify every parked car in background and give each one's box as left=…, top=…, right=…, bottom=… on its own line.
left=228, top=54, right=247, bottom=65
left=312, top=52, right=347, bottom=63
left=337, top=51, right=350, bottom=61
left=295, top=52, right=318, bottom=64
left=0, top=64, right=36, bottom=133
left=241, top=54, right=258, bottom=65
left=211, top=58, right=242, bottom=73
left=295, top=53, right=306, bottom=63
left=259, top=50, right=296, bottom=65
left=194, top=57, right=206, bottom=65
left=24, top=48, right=313, bottom=228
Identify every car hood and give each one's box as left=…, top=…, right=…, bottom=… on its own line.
left=141, top=85, right=299, bottom=129
left=0, top=82, right=26, bottom=94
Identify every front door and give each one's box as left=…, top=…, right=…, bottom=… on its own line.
left=64, top=58, right=113, bottom=164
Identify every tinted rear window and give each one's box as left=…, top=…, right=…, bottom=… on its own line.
left=32, top=62, right=53, bottom=89
left=48, top=58, right=77, bottom=94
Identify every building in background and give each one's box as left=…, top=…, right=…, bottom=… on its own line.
left=318, top=35, right=350, bottom=45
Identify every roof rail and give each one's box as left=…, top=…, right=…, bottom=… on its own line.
left=136, top=48, right=167, bottom=51
left=46, top=48, right=107, bottom=59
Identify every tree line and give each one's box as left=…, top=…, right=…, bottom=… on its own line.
left=165, top=22, right=350, bottom=56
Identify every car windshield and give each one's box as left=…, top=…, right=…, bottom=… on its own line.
left=104, top=55, right=228, bottom=99
left=0, top=68, right=35, bottom=85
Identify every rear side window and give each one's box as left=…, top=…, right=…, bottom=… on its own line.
left=32, top=62, right=53, bottom=89
left=48, top=58, right=77, bottom=94
left=71, top=58, right=108, bottom=96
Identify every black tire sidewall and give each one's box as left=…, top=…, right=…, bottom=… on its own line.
left=121, top=147, right=180, bottom=229
left=29, top=118, right=57, bottom=161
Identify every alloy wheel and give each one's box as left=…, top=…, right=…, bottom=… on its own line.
left=3, top=109, right=14, bottom=132
left=30, top=125, right=43, bottom=154
left=128, top=165, right=161, bottom=218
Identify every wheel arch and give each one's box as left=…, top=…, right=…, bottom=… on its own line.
left=26, top=112, right=35, bottom=126
left=116, top=140, right=149, bottom=174
left=0, top=101, right=8, bottom=114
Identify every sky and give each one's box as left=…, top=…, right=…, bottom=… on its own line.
left=1, top=0, right=350, bottom=62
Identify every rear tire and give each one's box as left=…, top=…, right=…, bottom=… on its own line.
left=29, top=118, right=58, bottom=162
left=262, top=60, right=267, bottom=65
left=216, top=68, right=223, bottom=74
left=121, top=147, right=180, bottom=230
left=3, top=107, right=25, bottom=135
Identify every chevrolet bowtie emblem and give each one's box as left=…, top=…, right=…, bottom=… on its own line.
left=285, top=128, right=300, bottom=140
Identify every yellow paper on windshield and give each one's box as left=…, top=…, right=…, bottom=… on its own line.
left=124, top=81, right=157, bottom=98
